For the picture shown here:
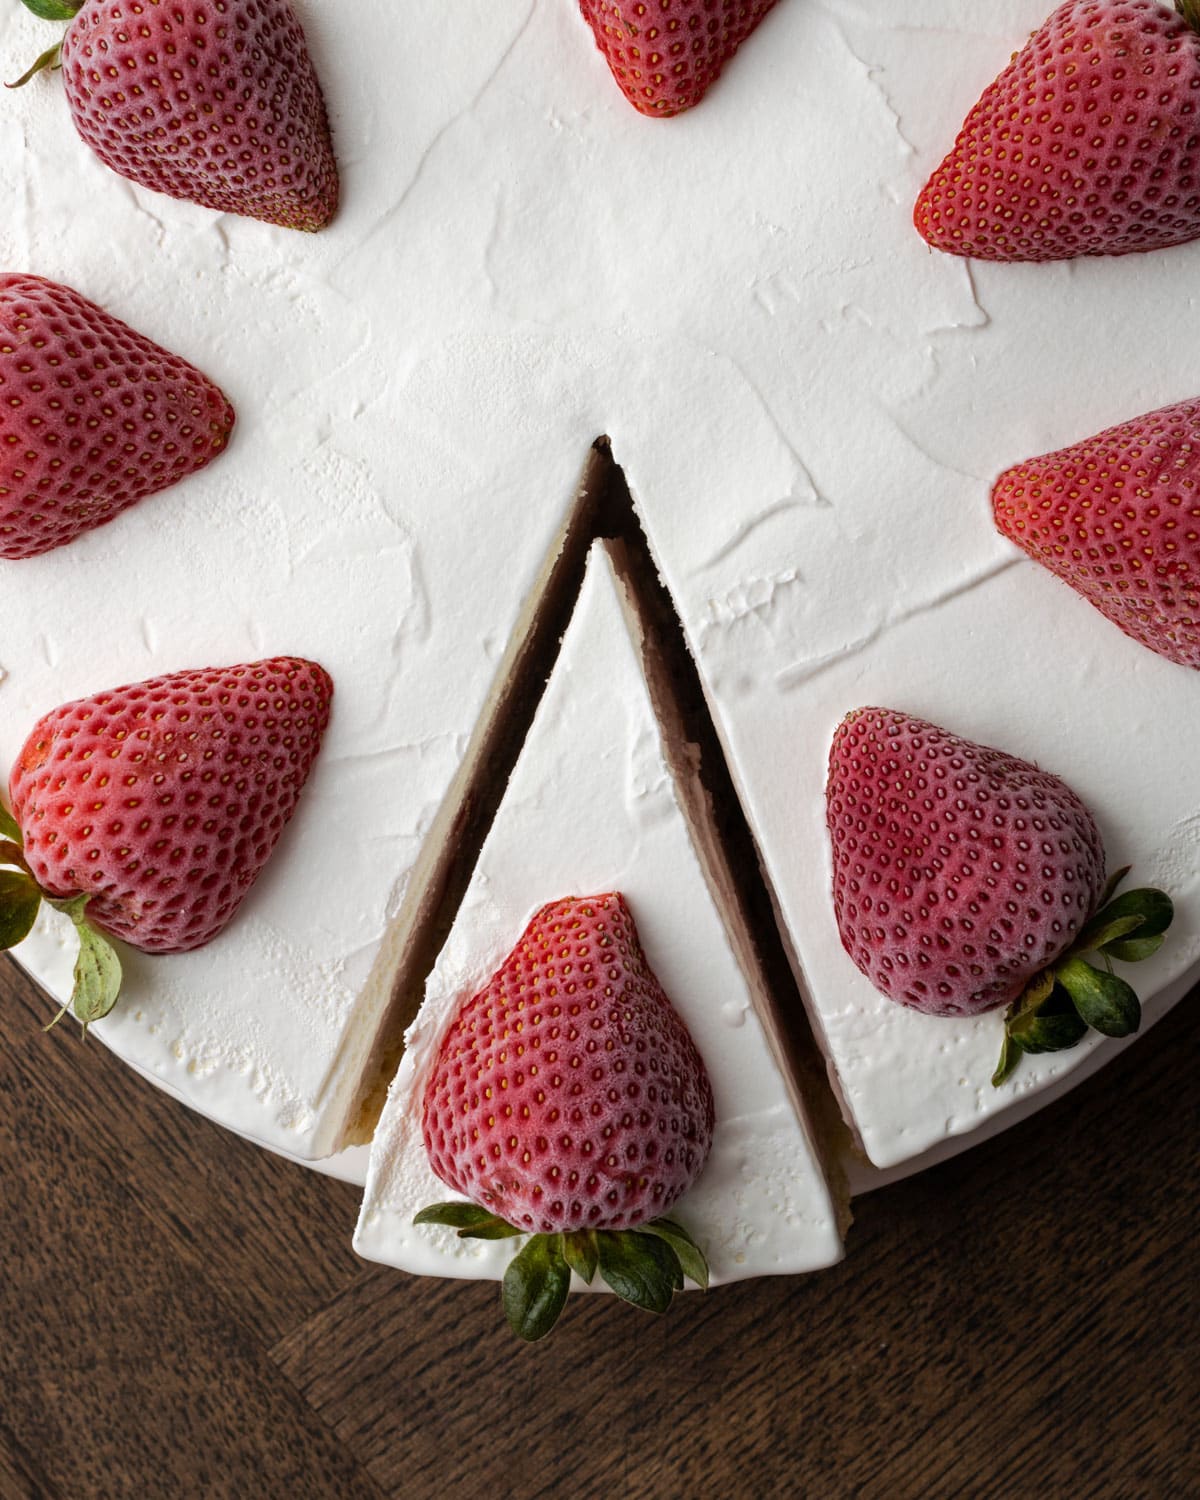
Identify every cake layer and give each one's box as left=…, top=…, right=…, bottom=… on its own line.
left=2, top=0, right=1196, bottom=1170
left=355, top=543, right=844, bottom=1283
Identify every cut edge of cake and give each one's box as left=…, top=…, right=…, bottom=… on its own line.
left=599, top=523, right=853, bottom=1235
left=331, top=441, right=624, bottom=1151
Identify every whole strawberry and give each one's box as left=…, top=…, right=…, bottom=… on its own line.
left=993, top=397, right=1200, bottom=668
left=915, top=1, right=1200, bottom=261
left=826, top=709, right=1173, bottom=1083
left=11, top=0, right=338, bottom=232
left=416, top=893, right=715, bottom=1340
left=577, top=0, right=780, bottom=117
left=0, top=657, right=332, bottom=1029
left=0, top=274, right=234, bottom=560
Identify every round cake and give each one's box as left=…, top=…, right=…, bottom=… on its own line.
left=2, top=0, right=1198, bottom=1286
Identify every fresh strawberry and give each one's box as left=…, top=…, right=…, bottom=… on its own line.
left=0, top=273, right=234, bottom=560
left=11, top=0, right=338, bottom=232
left=915, top=1, right=1200, bottom=262
left=0, top=657, right=332, bottom=1030
left=826, top=709, right=1174, bottom=1083
left=993, top=397, right=1200, bottom=668
left=416, top=893, right=715, bottom=1340
left=577, top=0, right=780, bottom=117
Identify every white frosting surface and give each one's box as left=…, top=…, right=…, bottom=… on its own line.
left=355, top=545, right=843, bottom=1283
left=1, top=0, right=1196, bottom=1173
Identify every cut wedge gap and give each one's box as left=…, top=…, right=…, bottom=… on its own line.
left=600, top=501, right=852, bottom=1231
left=335, top=440, right=623, bottom=1147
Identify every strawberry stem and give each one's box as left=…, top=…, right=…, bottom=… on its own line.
left=993, top=871, right=1174, bottom=1086
left=42, top=1001, right=70, bottom=1034
left=415, top=1203, right=709, bottom=1340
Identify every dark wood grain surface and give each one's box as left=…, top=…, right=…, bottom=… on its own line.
left=1, top=954, right=1195, bottom=1500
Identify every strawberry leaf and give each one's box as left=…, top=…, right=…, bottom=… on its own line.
left=1095, top=865, right=1132, bottom=911
left=18, top=1, right=82, bottom=20
left=638, top=1218, right=710, bottom=1290
left=501, top=1234, right=571, bottom=1343
left=1007, top=1004, right=1088, bottom=1055
left=6, top=39, right=63, bottom=89
left=1073, top=884, right=1173, bottom=956
left=412, top=1202, right=523, bottom=1240
left=458, top=1219, right=525, bottom=1242
left=595, top=1230, right=682, bottom=1313
left=0, top=840, right=30, bottom=873
left=562, top=1230, right=599, bottom=1285
left=0, top=870, right=41, bottom=950
left=414, top=1202, right=494, bottom=1229
left=0, top=803, right=21, bottom=844
left=1076, top=912, right=1146, bottom=952
left=1095, top=888, right=1174, bottom=942
left=1012, top=967, right=1057, bottom=1017
left=1105, top=932, right=1166, bottom=965
left=1057, top=957, right=1141, bottom=1039
left=70, top=921, right=122, bottom=1034
left=992, top=1031, right=1022, bottom=1088
left=413, top=1202, right=519, bottom=1238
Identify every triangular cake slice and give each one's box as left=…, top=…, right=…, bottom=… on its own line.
left=354, top=542, right=845, bottom=1282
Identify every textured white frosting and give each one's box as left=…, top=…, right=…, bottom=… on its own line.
left=355, top=545, right=843, bottom=1283
left=1, top=1, right=1197, bottom=1178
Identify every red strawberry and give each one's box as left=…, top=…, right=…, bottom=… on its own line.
left=0, top=273, right=234, bottom=560
left=915, top=1, right=1200, bottom=262
left=993, top=397, right=1200, bottom=668
left=12, top=0, right=338, bottom=232
left=0, top=657, right=332, bottom=1029
left=577, top=0, right=779, bottom=118
left=826, top=709, right=1174, bottom=1085
left=416, top=893, right=715, bottom=1339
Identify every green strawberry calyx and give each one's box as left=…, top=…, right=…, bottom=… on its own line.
left=992, top=868, right=1174, bottom=1087
left=1177, top=2, right=1200, bottom=38
left=6, top=1, right=84, bottom=90
left=413, top=1202, right=710, bottom=1341
left=0, top=799, right=123, bottom=1037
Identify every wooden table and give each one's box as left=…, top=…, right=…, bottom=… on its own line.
left=0, top=955, right=1195, bottom=1499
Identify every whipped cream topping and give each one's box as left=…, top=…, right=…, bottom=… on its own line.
left=355, top=545, right=843, bottom=1283
left=1, top=0, right=1196, bottom=1176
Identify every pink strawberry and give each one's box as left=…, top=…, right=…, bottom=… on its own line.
left=577, top=0, right=780, bottom=118
left=993, top=397, right=1200, bottom=668
left=12, top=0, right=338, bottom=232
left=416, top=893, right=715, bottom=1339
left=827, top=708, right=1108, bottom=1020
left=915, top=1, right=1200, bottom=262
left=826, top=709, right=1174, bottom=1085
left=0, top=657, right=332, bottom=1029
left=0, top=273, right=234, bottom=560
